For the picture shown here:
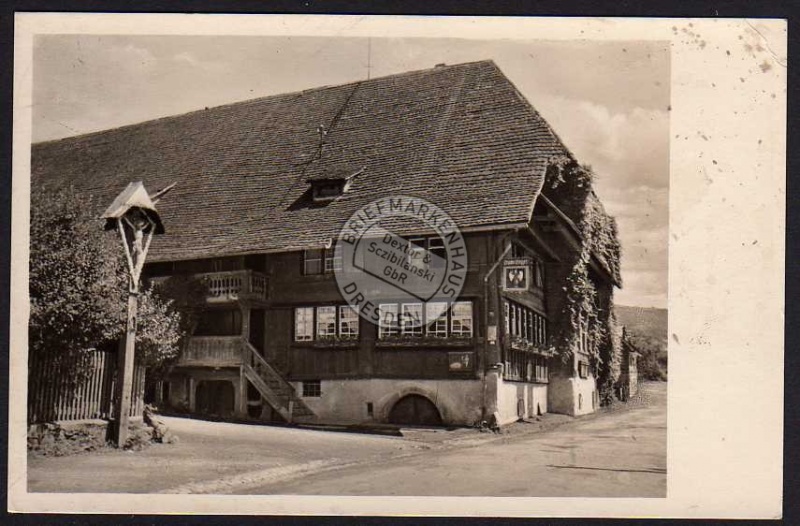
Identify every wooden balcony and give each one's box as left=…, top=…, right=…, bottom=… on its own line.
left=179, top=336, right=243, bottom=367
left=201, top=270, right=267, bottom=303
left=149, top=269, right=267, bottom=304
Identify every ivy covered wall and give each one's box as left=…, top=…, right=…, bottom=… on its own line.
left=542, top=156, right=623, bottom=405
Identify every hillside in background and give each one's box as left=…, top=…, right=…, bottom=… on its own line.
left=615, top=305, right=668, bottom=381
left=615, top=305, right=667, bottom=343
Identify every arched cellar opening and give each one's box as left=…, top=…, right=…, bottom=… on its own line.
left=388, top=394, right=443, bottom=426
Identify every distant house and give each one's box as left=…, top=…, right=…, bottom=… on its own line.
left=32, top=60, right=622, bottom=426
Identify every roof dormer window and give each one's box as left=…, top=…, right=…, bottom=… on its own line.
left=306, top=166, right=363, bottom=203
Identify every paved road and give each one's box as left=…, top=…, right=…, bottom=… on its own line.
left=28, top=383, right=665, bottom=497
left=249, top=383, right=667, bottom=497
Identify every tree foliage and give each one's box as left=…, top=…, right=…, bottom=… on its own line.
left=29, top=185, right=183, bottom=397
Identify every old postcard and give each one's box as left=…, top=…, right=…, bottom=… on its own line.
left=9, top=14, right=785, bottom=518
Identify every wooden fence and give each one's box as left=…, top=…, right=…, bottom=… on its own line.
left=28, top=349, right=145, bottom=424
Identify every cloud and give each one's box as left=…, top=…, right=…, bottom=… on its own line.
left=535, top=96, right=670, bottom=192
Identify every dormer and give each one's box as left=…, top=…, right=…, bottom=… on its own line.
left=306, top=166, right=363, bottom=203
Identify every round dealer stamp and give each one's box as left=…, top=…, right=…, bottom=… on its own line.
left=335, top=195, right=468, bottom=329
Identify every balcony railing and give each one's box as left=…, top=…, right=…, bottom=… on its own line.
left=149, top=270, right=267, bottom=303
left=179, top=336, right=243, bottom=367
left=200, top=270, right=267, bottom=303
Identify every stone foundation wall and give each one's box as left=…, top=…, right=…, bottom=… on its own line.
left=495, top=377, right=548, bottom=425
left=288, top=378, right=486, bottom=426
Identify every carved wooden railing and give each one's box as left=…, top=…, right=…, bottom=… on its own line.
left=149, top=270, right=267, bottom=303
left=199, top=270, right=267, bottom=303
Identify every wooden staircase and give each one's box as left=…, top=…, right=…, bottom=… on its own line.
left=241, top=341, right=315, bottom=423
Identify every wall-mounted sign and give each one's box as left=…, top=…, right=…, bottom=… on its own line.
left=448, top=351, right=474, bottom=372
left=503, top=264, right=530, bottom=291
left=504, top=257, right=532, bottom=266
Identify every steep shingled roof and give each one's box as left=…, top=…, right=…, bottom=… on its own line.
left=31, top=60, right=572, bottom=262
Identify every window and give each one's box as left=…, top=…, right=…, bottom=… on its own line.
left=339, top=306, right=359, bottom=338
left=578, top=361, right=590, bottom=379
left=294, top=307, right=314, bottom=341
left=378, top=301, right=474, bottom=339
left=504, top=351, right=549, bottom=383
left=407, top=237, right=427, bottom=271
left=505, top=300, right=547, bottom=346
left=401, top=303, right=424, bottom=336
left=425, top=302, right=448, bottom=338
left=303, top=249, right=323, bottom=275
left=294, top=306, right=361, bottom=341
left=324, top=243, right=343, bottom=272
left=303, top=245, right=340, bottom=275
left=428, top=237, right=447, bottom=269
left=402, top=236, right=447, bottom=271
left=451, top=302, right=473, bottom=337
left=378, top=304, right=400, bottom=338
left=302, top=380, right=321, bottom=397
left=316, top=306, right=337, bottom=338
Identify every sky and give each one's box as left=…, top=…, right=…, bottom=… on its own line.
left=32, top=35, right=670, bottom=308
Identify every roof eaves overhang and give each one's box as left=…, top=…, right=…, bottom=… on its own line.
left=535, top=194, right=620, bottom=288
left=145, top=220, right=529, bottom=264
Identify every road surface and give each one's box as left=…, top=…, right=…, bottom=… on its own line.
left=28, top=383, right=666, bottom=497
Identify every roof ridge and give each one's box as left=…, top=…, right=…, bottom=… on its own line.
left=32, top=59, right=499, bottom=147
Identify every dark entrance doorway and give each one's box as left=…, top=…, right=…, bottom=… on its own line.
left=388, top=395, right=443, bottom=426
left=249, top=309, right=265, bottom=352
left=195, top=380, right=235, bottom=417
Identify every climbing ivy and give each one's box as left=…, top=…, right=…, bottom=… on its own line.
left=543, top=157, right=623, bottom=404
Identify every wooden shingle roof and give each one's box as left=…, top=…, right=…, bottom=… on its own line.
left=31, top=60, right=573, bottom=262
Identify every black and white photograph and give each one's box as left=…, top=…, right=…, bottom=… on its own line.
left=9, top=14, right=785, bottom=518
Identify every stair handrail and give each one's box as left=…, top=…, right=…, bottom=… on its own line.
left=241, top=340, right=295, bottom=393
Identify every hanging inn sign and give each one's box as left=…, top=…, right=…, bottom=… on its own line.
left=502, top=257, right=532, bottom=292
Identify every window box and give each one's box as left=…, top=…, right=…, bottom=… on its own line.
left=375, top=335, right=474, bottom=349
left=507, top=335, right=556, bottom=357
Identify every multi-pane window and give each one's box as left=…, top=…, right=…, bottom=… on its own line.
left=425, top=302, right=448, bottom=338
left=378, top=301, right=473, bottom=339
left=401, top=303, right=424, bottom=336
left=578, top=361, right=590, bottom=379
left=294, top=306, right=361, bottom=342
left=339, top=306, right=359, bottom=338
left=303, top=244, right=341, bottom=275
left=505, top=300, right=547, bottom=346
left=451, top=302, right=474, bottom=337
left=324, top=244, right=343, bottom=273
left=294, top=307, right=314, bottom=341
left=302, top=380, right=322, bottom=397
left=404, top=236, right=447, bottom=270
left=378, top=303, right=400, bottom=338
left=505, top=352, right=549, bottom=383
left=316, top=306, right=337, bottom=338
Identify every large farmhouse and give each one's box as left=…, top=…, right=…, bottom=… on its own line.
left=32, top=60, right=623, bottom=427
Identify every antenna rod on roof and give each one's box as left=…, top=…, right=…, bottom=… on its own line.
left=151, top=182, right=177, bottom=204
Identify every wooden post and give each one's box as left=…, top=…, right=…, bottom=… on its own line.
left=114, top=285, right=138, bottom=448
